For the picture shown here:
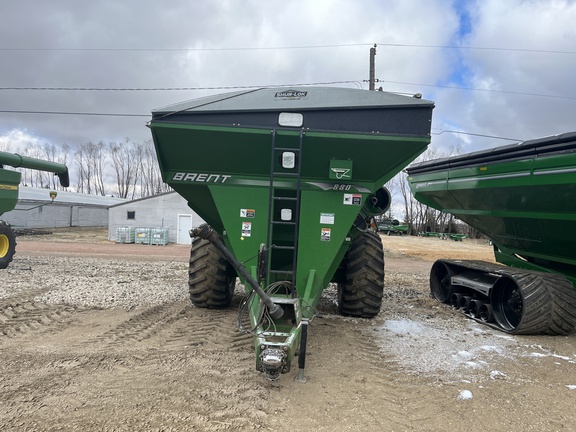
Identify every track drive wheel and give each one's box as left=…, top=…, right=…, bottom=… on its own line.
left=0, top=222, right=16, bottom=269
left=337, top=230, right=385, bottom=318
left=430, top=260, right=452, bottom=303
left=491, top=271, right=576, bottom=335
left=188, top=230, right=237, bottom=309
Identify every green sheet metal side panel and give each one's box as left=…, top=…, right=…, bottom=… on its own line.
left=151, top=123, right=430, bottom=189
left=152, top=120, right=431, bottom=316
left=408, top=151, right=576, bottom=275
left=151, top=123, right=273, bottom=179
left=300, top=131, right=430, bottom=186
left=210, top=185, right=270, bottom=264
left=294, top=189, right=362, bottom=313
left=210, top=185, right=365, bottom=316
left=0, top=169, right=21, bottom=216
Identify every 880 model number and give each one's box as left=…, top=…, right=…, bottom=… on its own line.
left=332, top=184, right=351, bottom=191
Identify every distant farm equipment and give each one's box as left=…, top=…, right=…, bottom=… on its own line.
left=376, top=219, right=409, bottom=235
left=0, top=151, right=69, bottom=268
left=418, top=231, right=468, bottom=241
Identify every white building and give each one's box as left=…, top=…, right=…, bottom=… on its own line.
left=2, top=186, right=125, bottom=229
left=107, top=191, right=205, bottom=244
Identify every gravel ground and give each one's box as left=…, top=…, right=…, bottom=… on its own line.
left=1, top=229, right=576, bottom=431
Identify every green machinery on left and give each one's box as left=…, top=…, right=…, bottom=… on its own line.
left=149, top=87, right=434, bottom=380
left=0, top=151, right=69, bottom=268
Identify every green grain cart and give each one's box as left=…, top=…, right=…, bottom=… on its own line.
left=407, top=132, right=576, bottom=335
left=149, top=87, right=434, bottom=379
left=0, top=151, right=69, bottom=268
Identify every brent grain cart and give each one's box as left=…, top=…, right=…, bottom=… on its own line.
left=149, top=87, right=434, bottom=379
left=0, top=151, right=69, bottom=268
left=406, top=132, right=576, bottom=335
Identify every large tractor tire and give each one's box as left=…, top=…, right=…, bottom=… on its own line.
left=0, top=221, right=16, bottom=269
left=337, top=230, right=385, bottom=318
left=188, top=231, right=236, bottom=309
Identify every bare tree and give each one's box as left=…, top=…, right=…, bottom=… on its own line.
left=74, top=146, right=89, bottom=193
left=138, top=140, right=170, bottom=196
left=397, top=145, right=464, bottom=235
left=74, top=142, right=106, bottom=195
left=109, top=138, right=137, bottom=199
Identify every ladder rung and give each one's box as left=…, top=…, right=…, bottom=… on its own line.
left=271, top=221, right=296, bottom=225
left=270, top=270, right=294, bottom=275
left=273, top=245, right=294, bottom=250
left=275, top=147, right=301, bottom=152
left=272, top=172, right=298, bottom=177
left=273, top=196, right=297, bottom=201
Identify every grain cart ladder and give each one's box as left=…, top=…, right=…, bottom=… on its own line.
left=149, top=87, right=434, bottom=379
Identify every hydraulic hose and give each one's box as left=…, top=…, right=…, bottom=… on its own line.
left=191, top=225, right=284, bottom=319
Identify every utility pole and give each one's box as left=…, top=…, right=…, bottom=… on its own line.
left=369, top=44, right=377, bottom=90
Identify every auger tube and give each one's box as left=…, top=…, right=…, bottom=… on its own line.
left=0, top=151, right=70, bottom=188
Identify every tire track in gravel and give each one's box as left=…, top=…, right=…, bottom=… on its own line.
left=0, top=300, right=272, bottom=431
left=85, top=296, right=253, bottom=351
left=70, top=298, right=272, bottom=430
left=0, top=295, right=79, bottom=339
left=85, top=301, right=189, bottom=346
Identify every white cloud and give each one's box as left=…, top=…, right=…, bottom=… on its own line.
left=0, top=0, right=574, bottom=158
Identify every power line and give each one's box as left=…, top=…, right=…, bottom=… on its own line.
left=375, top=42, right=576, bottom=55
left=0, top=110, right=148, bottom=117
left=0, top=80, right=361, bottom=92
left=1, top=42, right=574, bottom=55
left=2, top=80, right=573, bottom=101
left=432, top=129, right=521, bottom=141
left=0, top=43, right=369, bottom=52
left=383, top=80, right=576, bottom=101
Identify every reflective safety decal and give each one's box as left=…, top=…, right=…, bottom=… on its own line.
left=321, top=228, right=331, bottom=241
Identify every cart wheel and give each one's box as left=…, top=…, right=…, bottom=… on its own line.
left=0, top=222, right=16, bottom=269
left=188, top=230, right=236, bottom=308
left=491, top=271, right=576, bottom=335
left=337, top=230, right=384, bottom=318
left=430, top=260, right=452, bottom=303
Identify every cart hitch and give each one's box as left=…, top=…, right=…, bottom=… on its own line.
left=191, top=225, right=284, bottom=319
left=260, top=348, right=287, bottom=380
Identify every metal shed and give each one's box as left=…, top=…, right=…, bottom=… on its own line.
left=2, top=186, right=125, bottom=229
left=107, top=191, right=205, bottom=244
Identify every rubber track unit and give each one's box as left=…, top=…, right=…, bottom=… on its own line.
left=188, top=234, right=236, bottom=309
left=437, top=260, right=576, bottom=336
left=0, top=221, right=17, bottom=269
left=337, top=230, right=385, bottom=318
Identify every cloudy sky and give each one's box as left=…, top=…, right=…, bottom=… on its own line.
left=1, top=0, right=575, bottom=157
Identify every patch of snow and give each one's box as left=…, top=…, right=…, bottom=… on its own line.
left=490, top=370, right=507, bottom=380
left=552, top=354, right=571, bottom=361
left=458, top=390, right=473, bottom=400
left=382, top=319, right=424, bottom=335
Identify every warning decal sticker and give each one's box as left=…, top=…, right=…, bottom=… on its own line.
left=343, top=193, right=362, bottom=205
left=320, top=213, right=335, bottom=225
left=240, top=209, right=255, bottom=218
